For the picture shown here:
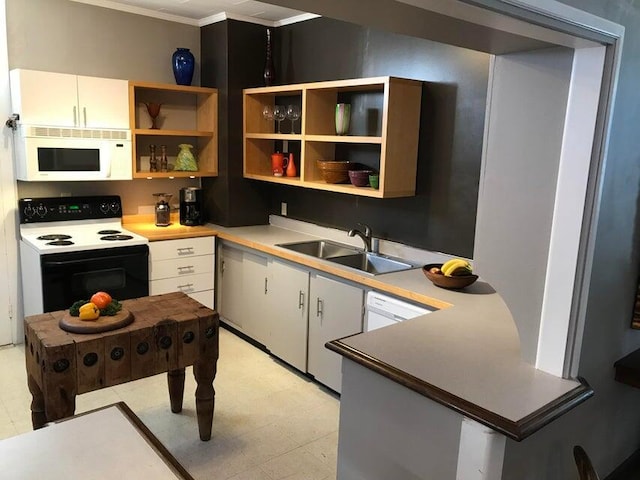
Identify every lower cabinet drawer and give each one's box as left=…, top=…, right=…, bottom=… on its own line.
left=150, top=273, right=214, bottom=296
left=150, top=254, right=214, bottom=281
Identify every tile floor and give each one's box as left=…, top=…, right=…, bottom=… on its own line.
left=0, top=327, right=340, bottom=479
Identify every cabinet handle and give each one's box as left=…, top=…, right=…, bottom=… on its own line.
left=221, top=260, right=225, bottom=275
left=177, top=247, right=194, bottom=255
left=73, top=106, right=77, bottom=127
left=316, top=298, right=323, bottom=318
left=298, top=291, right=305, bottom=309
left=83, top=106, right=87, bottom=127
left=177, top=283, right=194, bottom=290
left=264, top=277, right=268, bottom=294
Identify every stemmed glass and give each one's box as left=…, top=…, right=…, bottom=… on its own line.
left=262, top=105, right=274, bottom=121
left=273, top=105, right=286, bottom=134
left=286, top=104, right=301, bottom=134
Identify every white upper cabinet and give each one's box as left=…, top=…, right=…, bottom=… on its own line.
left=10, top=69, right=129, bottom=129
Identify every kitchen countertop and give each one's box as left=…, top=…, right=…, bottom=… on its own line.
left=123, top=214, right=217, bottom=241
left=125, top=217, right=592, bottom=440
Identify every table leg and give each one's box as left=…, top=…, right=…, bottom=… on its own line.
left=27, top=374, right=47, bottom=429
left=193, top=359, right=217, bottom=441
left=167, top=368, right=185, bottom=413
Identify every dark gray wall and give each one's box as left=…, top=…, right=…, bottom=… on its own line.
left=201, top=20, right=270, bottom=226
left=501, top=2, right=640, bottom=479
left=201, top=17, right=489, bottom=256
left=268, top=18, right=490, bottom=257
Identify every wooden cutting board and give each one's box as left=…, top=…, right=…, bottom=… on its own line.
left=59, top=308, right=134, bottom=334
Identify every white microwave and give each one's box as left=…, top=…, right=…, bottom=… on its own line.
left=13, top=125, right=132, bottom=181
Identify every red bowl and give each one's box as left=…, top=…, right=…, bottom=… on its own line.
left=348, top=169, right=374, bottom=187
left=422, top=263, right=478, bottom=290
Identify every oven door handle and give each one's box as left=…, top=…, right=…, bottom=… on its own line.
left=41, top=252, right=146, bottom=267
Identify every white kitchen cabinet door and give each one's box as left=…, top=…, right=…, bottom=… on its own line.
left=77, top=75, right=129, bottom=129
left=267, top=259, right=310, bottom=371
left=10, top=69, right=78, bottom=127
left=308, top=274, right=364, bottom=393
left=217, top=245, right=245, bottom=329
left=242, top=251, right=270, bottom=346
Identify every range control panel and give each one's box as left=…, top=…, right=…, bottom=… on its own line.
left=19, top=195, right=123, bottom=223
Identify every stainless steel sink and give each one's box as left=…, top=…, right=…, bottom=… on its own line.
left=277, top=240, right=360, bottom=259
left=328, top=252, right=417, bottom=275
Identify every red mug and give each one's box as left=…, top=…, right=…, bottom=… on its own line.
left=271, top=153, right=284, bottom=176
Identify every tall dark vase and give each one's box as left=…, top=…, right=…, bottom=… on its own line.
left=263, top=28, right=275, bottom=86
left=172, top=48, right=195, bottom=86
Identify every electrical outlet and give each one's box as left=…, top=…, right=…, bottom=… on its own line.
left=281, top=202, right=287, bottom=216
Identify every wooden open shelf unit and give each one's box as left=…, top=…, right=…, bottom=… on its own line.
left=129, top=81, right=218, bottom=179
left=243, top=76, right=422, bottom=198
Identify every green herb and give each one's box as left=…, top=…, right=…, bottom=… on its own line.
left=100, top=299, right=122, bottom=316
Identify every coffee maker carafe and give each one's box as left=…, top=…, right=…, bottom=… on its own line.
left=153, top=193, right=173, bottom=227
left=180, top=187, right=203, bottom=226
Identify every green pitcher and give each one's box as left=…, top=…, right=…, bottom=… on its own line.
left=175, top=144, right=198, bottom=171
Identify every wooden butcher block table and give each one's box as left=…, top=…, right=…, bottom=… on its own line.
left=24, top=292, right=219, bottom=441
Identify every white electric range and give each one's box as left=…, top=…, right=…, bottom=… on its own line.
left=19, top=195, right=150, bottom=316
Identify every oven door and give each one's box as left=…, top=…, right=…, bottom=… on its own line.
left=40, top=245, right=149, bottom=313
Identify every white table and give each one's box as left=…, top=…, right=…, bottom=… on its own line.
left=0, top=402, right=193, bottom=480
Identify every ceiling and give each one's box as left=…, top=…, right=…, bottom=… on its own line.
left=70, top=0, right=317, bottom=27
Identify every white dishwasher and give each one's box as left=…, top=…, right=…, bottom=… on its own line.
left=365, top=291, right=432, bottom=331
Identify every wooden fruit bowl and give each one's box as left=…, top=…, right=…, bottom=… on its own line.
left=422, top=263, right=478, bottom=290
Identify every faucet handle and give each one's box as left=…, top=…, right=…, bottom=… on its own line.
left=357, top=223, right=372, bottom=237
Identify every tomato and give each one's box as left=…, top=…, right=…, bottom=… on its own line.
left=90, top=291, right=112, bottom=309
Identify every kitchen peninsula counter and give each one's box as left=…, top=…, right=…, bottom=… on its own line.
left=124, top=217, right=592, bottom=440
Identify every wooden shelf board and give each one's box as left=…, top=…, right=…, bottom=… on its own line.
left=244, top=77, right=392, bottom=95
left=304, top=180, right=383, bottom=197
left=245, top=133, right=303, bottom=141
left=243, top=85, right=304, bottom=95
left=133, top=171, right=217, bottom=179
left=305, top=134, right=383, bottom=144
left=129, top=81, right=217, bottom=94
left=244, top=173, right=302, bottom=186
left=134, top=128, right=213, bottom=137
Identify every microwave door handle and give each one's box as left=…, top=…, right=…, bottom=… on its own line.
left=103, top=150, right=112, bottom=178
left=83, top=107, right=87, bottom=127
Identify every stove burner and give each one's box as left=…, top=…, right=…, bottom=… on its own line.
left=46, top=240, right=74, bottom=246
left=37, top=234, right=72, bottom=241
left=97, top=229, right=121, bottom=235
left=101, top=234, right=133, bottom=241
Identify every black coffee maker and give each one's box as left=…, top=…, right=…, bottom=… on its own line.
left=179, top=187, right=203, bottom=226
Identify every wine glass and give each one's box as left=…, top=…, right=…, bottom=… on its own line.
left=273, top=105, right=286, bottom=134
left=286, top=104, right=301, bottom=134
left=262, top=105, right=274, bottom=121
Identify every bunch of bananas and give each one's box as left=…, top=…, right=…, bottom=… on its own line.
left=431, top=258, right=473, bottom=277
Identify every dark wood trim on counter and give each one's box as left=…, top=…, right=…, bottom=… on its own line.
left=327, top=339, right=594, bottom=441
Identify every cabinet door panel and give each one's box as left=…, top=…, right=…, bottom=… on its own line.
left=77, top=76, right=129, bottom=129
left=268, top=260, right=309, bottom=371
left=149, top=237, right=214, bottom=261
left=308, top=274, right=364, bottom=393
left=11, top=70, right=78, bottom=127
left=217, top=246, right=244, bottom=329
left=150, top=272, right=214, bottom=296
left=243, top=252, right=269, bottom=346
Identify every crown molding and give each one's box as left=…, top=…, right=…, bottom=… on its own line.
left=69, top=0, right=319, bottom=28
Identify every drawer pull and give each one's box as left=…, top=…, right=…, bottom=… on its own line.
left=177, top=247, right=195, bottom=255
left=177, top=265, right=194, bottom=271
left=177, top=283, right=194, bottom=290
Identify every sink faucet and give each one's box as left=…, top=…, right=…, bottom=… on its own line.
left=348, top=223, right=373, bottom=252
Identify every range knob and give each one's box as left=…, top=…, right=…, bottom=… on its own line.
left=23, top=205, right=35, bottom=219
left=99, top=202, right=110, bottom=214
left=110, top=201, right=120, bottom=213
left=36, top=204, right=47, bottom=217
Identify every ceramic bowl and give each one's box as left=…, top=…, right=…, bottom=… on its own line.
left=422, top=263, right=478, bottom=290
left=317, top=160, right=350, bottom=184
left=348, top=169, right=374, bottom=187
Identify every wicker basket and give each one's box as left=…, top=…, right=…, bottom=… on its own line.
left=317, top=160, right=350, bottom=184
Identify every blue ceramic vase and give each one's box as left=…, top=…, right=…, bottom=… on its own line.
left=172, top=48, right=195, bottom=86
